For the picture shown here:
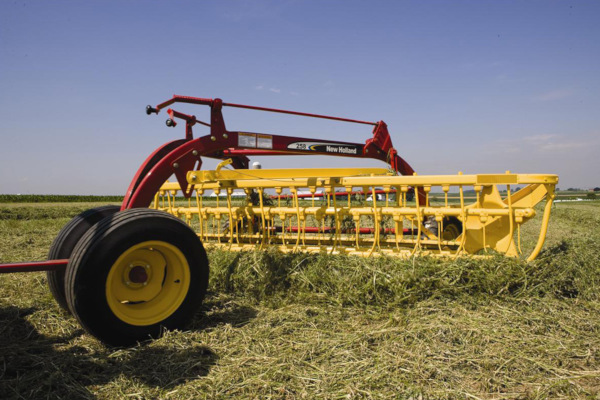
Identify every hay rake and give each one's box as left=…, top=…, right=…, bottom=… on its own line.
left=157, top=166, right=556, bottom=261
left=0, top=95, right=558, bottom=345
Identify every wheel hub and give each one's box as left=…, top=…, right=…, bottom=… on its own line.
left=128, top=265, right=149, bottom=284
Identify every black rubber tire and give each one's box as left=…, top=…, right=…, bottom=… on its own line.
left=47, top=205, right=120, bottom=311
left=65, top=208, right=209, bottom=346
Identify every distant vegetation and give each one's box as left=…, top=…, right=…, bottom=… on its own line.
left=2, top=188, right=597, bottom=204
left=0, top=194, right=124, bottom=203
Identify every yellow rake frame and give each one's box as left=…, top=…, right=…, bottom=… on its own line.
left=154, top=161, right=558, bottom=261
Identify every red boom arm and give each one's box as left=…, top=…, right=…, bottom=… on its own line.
left=124, top=95, right=417, bottom=210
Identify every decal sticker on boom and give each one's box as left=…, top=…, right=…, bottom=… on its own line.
left=238, top=132, right=257, bottom=148
left=257, top=134, right=273, bottom=149
left=287, top=142, right=362, bottom=155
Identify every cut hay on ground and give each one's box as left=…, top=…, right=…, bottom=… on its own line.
left=1, top=201, right=599, bottom=399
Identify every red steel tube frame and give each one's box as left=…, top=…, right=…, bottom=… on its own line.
left=276, top=189, right=401, bottom=200
left=0, top=95, right=419, bottom=274
left=122, top=95, right=419, bottom=210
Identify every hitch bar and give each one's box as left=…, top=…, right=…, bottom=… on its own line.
left=0, top=259, right=68, bottom=273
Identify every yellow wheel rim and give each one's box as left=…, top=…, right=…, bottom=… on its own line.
left=105, top=240, right=191, bottom=326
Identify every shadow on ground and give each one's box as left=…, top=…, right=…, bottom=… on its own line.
left=191, top=293, right=258, bottom=330
left=0, top=298, right=257, bottom=399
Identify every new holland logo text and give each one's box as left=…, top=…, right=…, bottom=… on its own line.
left=287, top=142, right=362, bottom=155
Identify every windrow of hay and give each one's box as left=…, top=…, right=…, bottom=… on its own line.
left=207, top=236, right=600, bottom=308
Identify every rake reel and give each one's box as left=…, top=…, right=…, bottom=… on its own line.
left=157, top=166, right=556, bottom=260
left=0, top=95, right=558, bottom=345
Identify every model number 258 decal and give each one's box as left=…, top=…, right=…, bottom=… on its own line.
left=287, top=142, right=362, bottom=155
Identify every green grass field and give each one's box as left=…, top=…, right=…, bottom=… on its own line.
left=1, top=201, right=599, bottom=399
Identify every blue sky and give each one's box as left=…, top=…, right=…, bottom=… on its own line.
left=1, top=0, right=598, bottom=194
